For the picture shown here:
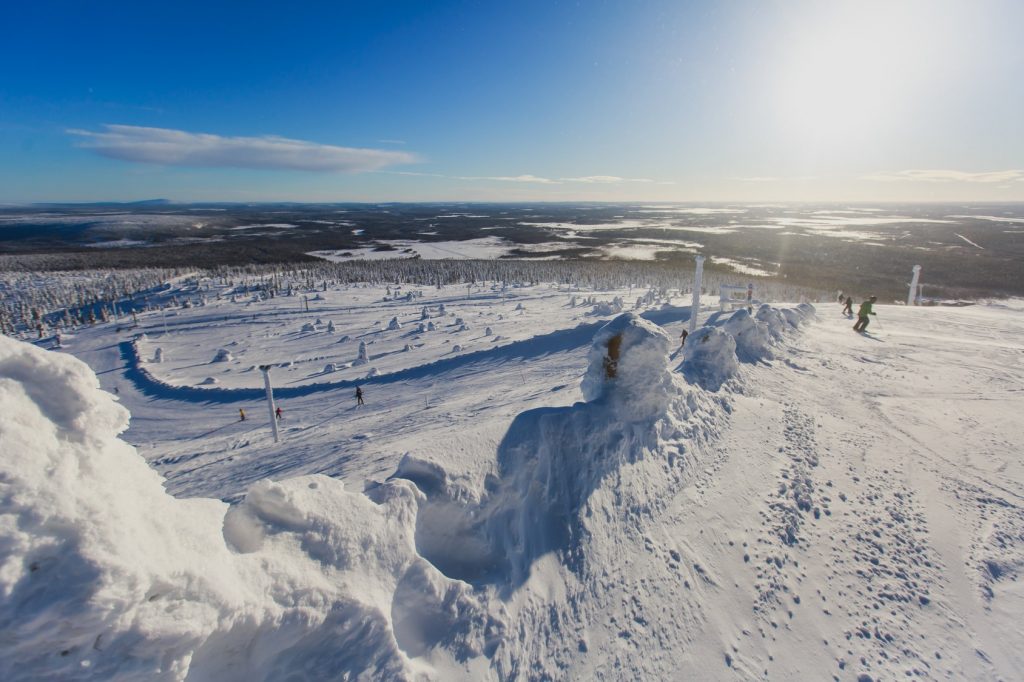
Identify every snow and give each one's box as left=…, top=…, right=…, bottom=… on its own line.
left=3, top=275, right=1024, bottom=681
left=309, top=237, right=514, bottom=261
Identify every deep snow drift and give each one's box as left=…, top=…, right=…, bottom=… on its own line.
left=0, top=335, right=494, bottom=680
left=0, top=311, right=714, bottom=680
left=3, top=287, right=1024, bottom=681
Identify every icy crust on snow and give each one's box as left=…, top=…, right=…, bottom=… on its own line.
left=681, top=303, right=816, bottom=390
left=0, top=335, right=493, bottom=681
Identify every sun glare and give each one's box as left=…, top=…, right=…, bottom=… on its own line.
left=771, top=3, right=951, bottom=149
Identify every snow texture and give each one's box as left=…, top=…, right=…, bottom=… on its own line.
left=0, top=335, right=491, bottom=681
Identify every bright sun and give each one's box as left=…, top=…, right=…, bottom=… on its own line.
left=771, top=3, right=950, bottom=148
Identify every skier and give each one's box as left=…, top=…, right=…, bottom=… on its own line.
left=679, top=329, right=689, bottom=346
left=842, top=296, right=854, bottom=316
left=355, top=386, right=364, bottom=406
left=275, top=406, right=282, bottom=420
left=853, top=296, right=877, bottom=333
left=239, top=408, right=246, bottom=421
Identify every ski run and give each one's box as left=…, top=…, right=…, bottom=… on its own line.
left=2, top=279, right=1023, bottom=681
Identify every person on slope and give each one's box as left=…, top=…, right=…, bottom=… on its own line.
left=842, top=296, right=854, bottom=316
left=355, top=385, right=365, bottom=406
left=679, top=329, right=689, bottom=346
left=275, top=406, right=282, bottom=420
left=239, top=408, right=246, bottom=421
left=853, top=296, right=877, bottom=332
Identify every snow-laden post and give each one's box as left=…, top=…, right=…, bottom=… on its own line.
left=908, top=265, right=922, bottom=306
left=689, top=255, right=705, bottom=333
left=259, top=365, right=280, bottom=443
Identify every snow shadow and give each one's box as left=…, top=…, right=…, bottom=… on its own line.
left=117, top=306, right=696, bottom=405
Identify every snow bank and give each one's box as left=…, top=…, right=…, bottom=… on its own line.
left=681, top=304, right=814, bottom=390
left=0, top=336, right=491, bottom=680
left=755, top=304, right=788, bottom=341
left=679, top=326, right=739, bottom=391
left=580, top=312, right=676, bottom=422
left=722, top=307, right=773, bottom=362
left=401, top=313, right=721, bottom=592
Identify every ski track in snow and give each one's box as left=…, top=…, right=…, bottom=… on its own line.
left=12, top=283, right=1024, bottom=680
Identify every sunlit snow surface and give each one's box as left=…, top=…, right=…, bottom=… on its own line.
left=3, top=280, right=1024, bottom=681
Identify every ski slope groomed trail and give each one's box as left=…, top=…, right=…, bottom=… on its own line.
left=2, top=286, right=1023, bottom=681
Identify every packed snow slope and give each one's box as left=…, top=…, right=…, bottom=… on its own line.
left=3, top=284, right=1024, bottom=681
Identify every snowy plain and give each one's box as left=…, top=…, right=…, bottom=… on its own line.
left=2, top=276, right=1024, bottom=681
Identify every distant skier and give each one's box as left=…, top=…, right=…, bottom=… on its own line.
left=838, top=291, right=844, bottom=304
left=679, top=329, right=689, bottom=346
left=842, top=296, right=854, bottom=316
left=853, top=296, right=877, bottom=333
left=239, top=408, right=246, bottom=421
left=275, top=406, right=282, bottom=420
left=355, top=386, right=364, bottom=406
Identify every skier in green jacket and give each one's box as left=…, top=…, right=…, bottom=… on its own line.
left=853, top=296, right=877, bottom=332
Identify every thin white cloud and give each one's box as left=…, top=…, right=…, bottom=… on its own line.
left=559, top=175, right=655, bottom=184
left=464, top=174, right=560, bottom=184
left=69, top=124, right=418, bottom=172
left=863, top=169, right=1024, bottom=183
left=735, top=176, right=817, bottom=182
left=384, top=171, right=660, bottom=185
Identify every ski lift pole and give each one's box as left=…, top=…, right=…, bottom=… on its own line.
left=260, top=365, right=281, bottom=443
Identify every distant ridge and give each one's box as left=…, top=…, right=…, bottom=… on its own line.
left=31, top=199, right=172, bottom=207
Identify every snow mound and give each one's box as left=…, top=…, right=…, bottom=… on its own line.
left=722, top=308, right=773, bottom=362
left=353, top=340, right=369, bottom=365
left=387, top=316, right=402, bottom=331
left=755, top=303, right=788, bottom=341
left=580, top=312, right=676, bottom=422
left=398, top=313, right=720, bottom=591
left=679, top=326, right=739, bottom=391
left=682, top=304, right=815, bottom=389
left=301, top=322, right=317, bottom=332
left=212, top=348, right=233, bottom=362
left=0, top=335, right=492, bottom=680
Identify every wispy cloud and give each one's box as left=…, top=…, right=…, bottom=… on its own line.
left=385, top=171, right=658, bottom=185
left=69, top=125, right=418, bottom=172
left=863, top=169, right=1024, bottom=183
left=560, top=175, right=655, bottom=184
left=734, top=176, right=817, bottom=182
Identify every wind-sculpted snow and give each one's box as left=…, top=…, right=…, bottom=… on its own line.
left=580, top=313, right=676, bottom=421
left=679, top=326, right=740, bottom=391
left=721, top=308, right=773, bottom=362
left=0, top=315, right=728, bottom=679
left=0, top=335, right=495, bottom=680
left=397, top=314, right=721, bottom=591
left=681, top=303, right=815, bottom=390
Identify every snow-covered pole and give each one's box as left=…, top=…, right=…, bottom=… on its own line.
left=907, top=265, right=922, bottom=306
left=689, top=255, right=705, bottom=333
left=259, top=365, right=280, bottom=443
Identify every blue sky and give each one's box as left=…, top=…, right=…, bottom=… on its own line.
left=2, top=0, right=1022, bottom=202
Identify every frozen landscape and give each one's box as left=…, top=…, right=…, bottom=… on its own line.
left=2, top=272, right=1023, bottom=680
